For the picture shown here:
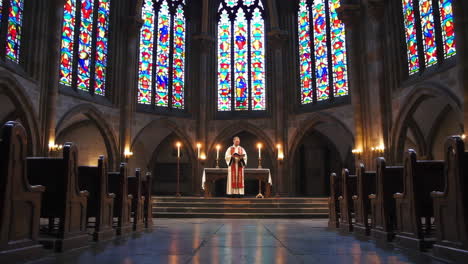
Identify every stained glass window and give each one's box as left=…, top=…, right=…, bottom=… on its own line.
left=137, top=0, right=186, bottom=110
left=0, top=0, right=25, bottom=63
left=298, top=0, right=349, bottom=106
left=402, top=0, right=420, bottom=74
left=439, top=0, right=456, bottom=58
left=59, top=0, right=112, bottom=96
left=217, top=0, right=266, bottom=112
left=401, top=0, right=456, bottom=75
left=5, top=0, right=24, bottom=62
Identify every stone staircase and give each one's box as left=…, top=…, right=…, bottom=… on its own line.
left=151, top=196, right=329, bottom=219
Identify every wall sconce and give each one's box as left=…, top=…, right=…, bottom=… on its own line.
left=371, top=145, right=385, bottom=154
left=352, top=148, right=363, bottom=159
left=124, top=149, right=133, bottom=159
left=462, top=134, right=466, bottom=141
left=200, top=153, right=207, bottom=161
left=48, top=142, right=63, bottom=153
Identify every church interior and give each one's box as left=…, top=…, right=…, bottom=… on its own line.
left=1, top=0, right=467, bottom=263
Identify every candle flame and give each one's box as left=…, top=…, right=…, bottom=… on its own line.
left=197, top=143, right=202, bottom=148
left=176, top=142, right=182, bottom=147
left=216, top=144, right=221, bottom=150
left=257, top=143, right=263, bottom=149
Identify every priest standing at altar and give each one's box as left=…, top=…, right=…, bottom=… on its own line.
left=225, top=136, right=247, bottom=198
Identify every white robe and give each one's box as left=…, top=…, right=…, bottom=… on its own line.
left=225, top=145, right=248, bottom=195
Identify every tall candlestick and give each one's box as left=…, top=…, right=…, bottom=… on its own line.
left=197, top=143, right=201, bottom=159
left=216, top=144, right=220, bottom=159
left=257, top=143, right=262, bottom=158
left=176, top=142, right=181, bottom=158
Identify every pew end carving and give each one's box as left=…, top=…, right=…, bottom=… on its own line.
left=0, top=121, right=46, bottom=263
left=328, top=172, right=341, bottom=229
left=352, top=163, right=376, bottom=237
left=142, top=172, right=153, bottom=228
left=338, top=169, right=357, bottom=233
left=78, top=155, right=115, bottom=241
left=108, top=163, right=133, bottom=236
left=128, top=169, right=145, bottom=232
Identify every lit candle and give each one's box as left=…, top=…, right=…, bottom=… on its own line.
left=176, top=142, right=181, bottom=158
left=216, top=144, right=221, bottom=159
left=196, top=143, right=201, bottom=159
left=257, top=143, right=262, bottom=159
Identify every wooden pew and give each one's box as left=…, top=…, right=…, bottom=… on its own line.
left=27, top=143, right=89, bottom=252
left=338, top=169, right=357, bottom=232
left=328, top=172, right=341, bottom=229
left=369, top=158, right=403, bottom=243
left=142, top=172, right=153, bottom=228
left=78, top=156, right=115, bottom=241
left=0, top=121, right=46, bottom=263
left=394, top=149, right=444, bottom=250
left=128, top=169, right=145, bottom=232
left=431, top=136, right=468, bottom=262
left=352, top=163, right=376, bottom=237
left=108, top=163, right=133, bottom=236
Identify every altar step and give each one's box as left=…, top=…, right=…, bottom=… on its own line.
left=151, top=196, right=329, bottom=219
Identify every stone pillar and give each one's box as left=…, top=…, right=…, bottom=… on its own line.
left=39, top=0, right=66, bottom=156
left=120, top=15, right=142, bottom=163
left=337, top=4, right=367, bottom=166
left=268, top=29, right=288, bottom=196
left=193, top=33, right=215, bottom=196
left=453, top=1, right=468, bottom=134
left=366, top=0, right=389, bottom=167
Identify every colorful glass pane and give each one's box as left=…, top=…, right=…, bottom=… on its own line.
left=94, top=0, right=110, bottom=96
left=217, top=10, right=232, bottom=111
left=329, top=0, right=348, bottom=97
left=0, top=1, right=3, bottom=23
left=439, top=0, right=456, bottom=58
left=77, top=0, right=95, bottom=92
left=172, top=5, right=185, bottom=109
left=402, top=0, right=420, bottom=74
left=313, top=0, right=329, bottom=101
left=155, top=1, right=171, bottom=107
left=59, top=0, right=77, bottom=86
left=298, top=0, right=313, bottom=104
left=419, top=0, right=437, bottom=67
left=226, top=0, right=238, bottom=7
left=6, top=0, right=24, bottom=62
left=137, top=0, right=155, bottom=104
left=234, top=9, right=248, bottom=111
left=250, top=8, right=265, bottom=111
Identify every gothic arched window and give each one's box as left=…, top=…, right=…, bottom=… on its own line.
left=401, top=0, right=456, bottom=75
left=0, top=0, right=25, bottom=63
left=59, top=0, right=112, bottom=96
left=217, top=0, right=267, bottom=112
left=298, top=0, right=348, bottom=106
left=137, top=0, right=186, bottom=110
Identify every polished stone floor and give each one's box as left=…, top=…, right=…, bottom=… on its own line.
left=31, top=219, right=444, bottom=264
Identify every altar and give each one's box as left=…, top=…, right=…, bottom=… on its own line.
left=202, top=168, right=273, bottom=197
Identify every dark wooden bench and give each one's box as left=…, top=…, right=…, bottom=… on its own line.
left=431, top=136, right=468, bottom=262
left=352, top=163, right=376, bottom=237
left=328, top=172, right=341, bottom=229
left=78, top=156, right=115, bottom=241
left=128, top=169, right=145, bottom=232
left=108, top=163, right=133, bottom=236
left=394, top=149, right=444, bottom=250
left=338, top=169, right=357, bottom=233
left=142, top=172, right=153, bottom=228
left=0, top=121, right=46, bottom=263
left=27, top=143, right=89, bottom=252
left=369, top=157, right=403, bottom=243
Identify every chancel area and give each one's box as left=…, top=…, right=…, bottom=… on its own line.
left=1, top=0, right=468, bottom=263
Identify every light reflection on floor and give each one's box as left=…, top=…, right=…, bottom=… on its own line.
left=31, top=219, right=443, bottom=264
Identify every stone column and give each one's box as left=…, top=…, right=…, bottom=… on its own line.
left=337, top=4, right=367, bottom=166
left=366, top=0, right=389, bottom=167
left=453, top=1, right=468, bottom=133
left=268, top=29, right=288, bottom=196
left=120, top=14, right=142, bottom=163
left=39, top=0, right=66, bottom=156
left=193, top=33, right=214, bottom=196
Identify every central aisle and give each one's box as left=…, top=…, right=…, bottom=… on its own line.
left=33, top=219, right=442, bottom=264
